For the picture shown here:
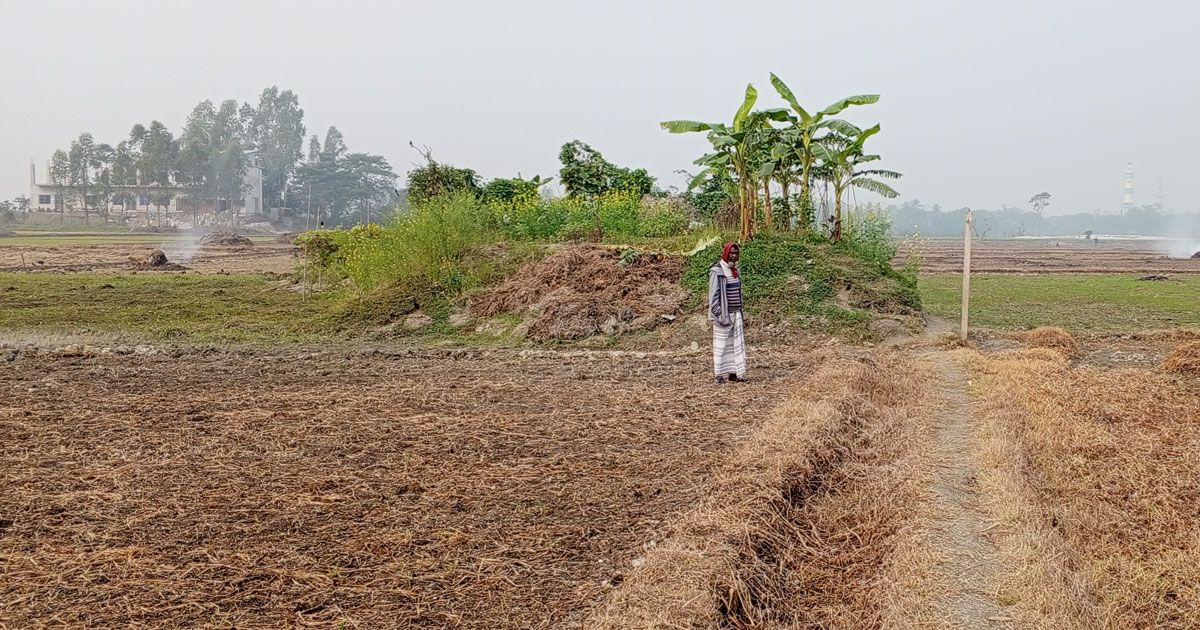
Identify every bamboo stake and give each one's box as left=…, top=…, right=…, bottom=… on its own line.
left=961, top=209, right=973, bottom=341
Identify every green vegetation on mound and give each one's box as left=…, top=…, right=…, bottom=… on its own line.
left=683, top=233, right=920, bottom=335
left=921, top=273, right=1200, bottom=333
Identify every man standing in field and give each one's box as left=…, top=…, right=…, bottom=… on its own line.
left=708, top=242, right=747, bottom=384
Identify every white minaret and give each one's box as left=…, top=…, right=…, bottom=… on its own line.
left=1122, top=162, right=1135, bottom=212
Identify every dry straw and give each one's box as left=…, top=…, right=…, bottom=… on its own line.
left=589, top=350, right=934, bottom=628
left=0, top=346, right=808, bottom=627
left=968, top=347, right=1200, bottom=627
left=1162, top=340, right=1200, bottom=374
left=470, top=244, right=687, bottom=341
left=1023, top=326, right=1077, bottom=355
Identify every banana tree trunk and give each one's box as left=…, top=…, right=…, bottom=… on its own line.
left=832, top=186, right=844, bottom=241
left=762, top=179, right=773, bottom=230
left=739, top=181, right=749, bottom=241
left=777, top=177, right=787, bottom=229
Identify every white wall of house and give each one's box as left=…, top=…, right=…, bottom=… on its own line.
left=243, top=160, right=263, bottom=215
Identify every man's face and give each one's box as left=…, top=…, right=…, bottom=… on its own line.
left=728, top=246, right=740, bottom=263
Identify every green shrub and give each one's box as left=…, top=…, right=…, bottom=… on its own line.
left=482, top=190, right=690, bottom=241
left=295, top=229, right=354, bottom=268
left=839, top=205, right=898, bottom=270
left=594, top=190, right=640, bottom=236
left=838, top=206, right=920, bottom=309
left=637, top=197, right=689, bottom=237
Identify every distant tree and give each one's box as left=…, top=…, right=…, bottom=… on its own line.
left=241, top=87, right=306, bottom=210
left=321, top=126, right=347, bottom=161
left=179, top=101, right=217, bottom=202
left=480, top=175, right=553, bottom=203
left=288, top=131, right=398, bottom=225
left=1029, top=192, right=1051, bottom=217
left=405, top=143, right=480, bottom=205
left=92, top=143, right=117, bottom=218
left=307, top=135, right=321, bottom=162
left=142, top=121, right=179, bottom=216
left=558, top=140, right=656, bottom=199
left=179, top=100, right=246, bottom=217
left=213, top=100, right=248, bottom=209
left=14, top=195, right=30, bottom=213
left=67, top=133, right=99, bottom=222
left=109, top=141, right=135, bottom=211
left=49, top=150, right=71, bottom=215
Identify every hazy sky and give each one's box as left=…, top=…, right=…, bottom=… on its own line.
left=2, top=0, right=1196, bottom=214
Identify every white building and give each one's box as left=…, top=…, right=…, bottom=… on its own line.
left=28, top=151, right=264, bottom=223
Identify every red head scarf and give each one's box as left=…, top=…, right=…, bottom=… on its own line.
left=721, top=242, right=740, bottom=278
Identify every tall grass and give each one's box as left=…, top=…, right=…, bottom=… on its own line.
left=341, top=192, right=491, bottom=294
left=484, top=190, right=689, bottom=241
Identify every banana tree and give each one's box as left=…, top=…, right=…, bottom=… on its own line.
left=662, top=84, right=786, bottom=240
left=813, top=124, right=901, bottom=241
left=768, top=73, right=879, bottom=228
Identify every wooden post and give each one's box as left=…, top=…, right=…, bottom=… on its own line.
left=961, top=209, right=973, bottom=341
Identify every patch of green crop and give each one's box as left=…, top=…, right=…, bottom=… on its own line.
left=920, top=273, right=1200, bottom=332
left=0, top=272, right=341, bottom=343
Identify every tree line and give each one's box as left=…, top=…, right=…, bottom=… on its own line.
left=888, top=199, right=1200, bottom=239
left=401, top=139, right=656, bottom=207
left=42, top=86, right=397, bottom=225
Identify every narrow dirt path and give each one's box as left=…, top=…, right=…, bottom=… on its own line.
left=926, top=351, right=1013, bottom=628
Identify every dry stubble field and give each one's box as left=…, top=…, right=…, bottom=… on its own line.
left=4, top=236, right=1200, bottom=628
left=0, top=344, right=813, bottom=627
left=900, top=237, right=1200, bottom=274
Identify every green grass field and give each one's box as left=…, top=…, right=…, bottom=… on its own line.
left=921, top=273, right=1200, bottom=332
left=0, top=273, right=339, bottom=342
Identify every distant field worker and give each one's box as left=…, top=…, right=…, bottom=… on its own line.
left=708, top=242, right=747, bottom=384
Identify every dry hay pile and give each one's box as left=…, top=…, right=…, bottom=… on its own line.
left=199, top=231, right=254, bottom=248
left=968, top=349, right=1200, bottom=627
left=1162, top=340, right=1200, bottom=374
left=273, top=231, right=299, bottom=244
left=1024, top=326, right=1077, bottom=355
left=590, top=350, right=933, bottom=628
left=470, top=245, right=687, bottom=341
left=0, top=345, right=808, bottom=627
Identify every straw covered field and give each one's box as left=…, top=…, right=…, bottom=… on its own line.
left=1, top=343, right=819, bottom=627
left=965, top=341, right=1200, bottom=628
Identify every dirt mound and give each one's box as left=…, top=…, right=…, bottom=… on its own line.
left=470, top=245, right=687, bottom=341
left=273, top=232, right=299, bottom=244
left=1023, top=326, right=1077, bottom=355
left=1137, top=274, right=1171, bottom=281
left=1163, top=341, right=1200, bottom=374
left=199, top=231, right=253, bottom=248
left=1191, top=251, right=1200, bottom=259
left=130, top=249, right=188, bottom=271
